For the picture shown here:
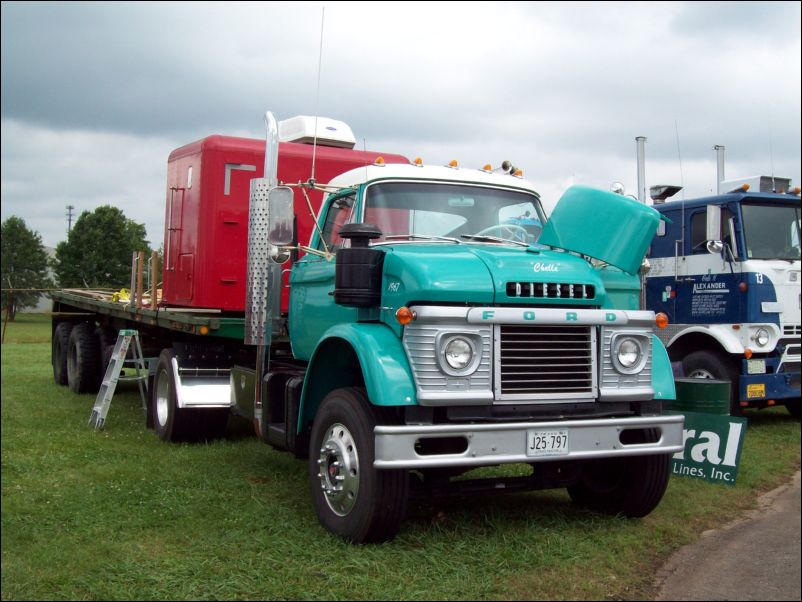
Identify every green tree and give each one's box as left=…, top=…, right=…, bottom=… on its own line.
left=55, top=205, right=151, bottom=288
left=1, top=216, right=53, bottom=320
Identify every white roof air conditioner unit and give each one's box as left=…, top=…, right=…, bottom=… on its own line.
left=278, top=116, right=356, bottom=149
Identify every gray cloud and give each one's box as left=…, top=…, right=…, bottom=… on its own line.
left=2, top=1, right=799, bottom=248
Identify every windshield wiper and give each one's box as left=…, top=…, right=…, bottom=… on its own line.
left=382, top=234, right=461, bottom=243
left=460, top=234, right=529, bottom=247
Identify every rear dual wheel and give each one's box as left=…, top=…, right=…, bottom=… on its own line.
left=52, top=322, right=72, bottom=385
left=152, top=349, right=228, bottom=442
left=66, top=322, right=102, bottom=393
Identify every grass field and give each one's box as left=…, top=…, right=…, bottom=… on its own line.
left=2, top=313, right=800, bottom=600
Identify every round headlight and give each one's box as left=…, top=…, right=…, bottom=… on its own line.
left=444, top=337, right=474, bottom=370
left=754, top=328, right=770, bottom=347
left=615, top=337, right=643, bottom=370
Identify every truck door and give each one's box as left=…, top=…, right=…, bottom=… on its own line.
left=676, top=207, right=740, bottom=324
left=289, top=191, right=359, bottom=360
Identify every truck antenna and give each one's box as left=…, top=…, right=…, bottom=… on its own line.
left=310, top=6, right=326, bottom=185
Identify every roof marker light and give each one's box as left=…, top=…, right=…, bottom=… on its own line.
left=513, top=168, right=523, bottom=177
left=448, top=160, right=459, bottom=169
left=482, top=164, right=493, bottom=172
left=414, top=157, right=423, bottom=166
left=374, top=156, right=385, bottom=166
left=742, top=183, right=750, bottom=191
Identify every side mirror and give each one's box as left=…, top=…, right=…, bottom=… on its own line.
left=706, top=204, right=723, bottom=255
left=267, top=186, right=295, bottom=246
left=266, top=186, right=294, bottom=264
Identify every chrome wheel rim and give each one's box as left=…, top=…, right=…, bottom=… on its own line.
left=688, top=368, right=716, bottom=379
left=316, top=422, right=360, bottom=516
left=156, top=369, right=170, bottom=427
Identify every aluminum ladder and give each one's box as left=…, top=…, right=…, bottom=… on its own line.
left=88, top=329, right=148, bottom=430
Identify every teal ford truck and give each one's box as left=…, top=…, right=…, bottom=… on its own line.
left=242, top=113, right=683, bottom=542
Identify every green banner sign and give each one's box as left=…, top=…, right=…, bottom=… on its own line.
left=666, top=410, right=748, bottom=486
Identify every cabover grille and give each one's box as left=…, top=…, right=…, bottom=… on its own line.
left=783, top=324, right=802, bottom=336
left=506, top=282, right=595, bottom=300
left=496, top=325, right=595, bottom=399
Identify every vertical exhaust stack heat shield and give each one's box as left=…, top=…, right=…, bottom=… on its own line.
left=714, top=145, right=725, bottom=194
left=245, top=112, right=281, bottom=346
left=636, top=136, right=647, bottom=203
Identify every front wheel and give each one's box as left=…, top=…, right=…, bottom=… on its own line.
left=567, top=452, right=671, bottom=517
left=682, top=349, right=740, bottom=415
left=309, top=387, right=408, bottom=543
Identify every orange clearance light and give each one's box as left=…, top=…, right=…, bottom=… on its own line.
left=744, top=348, right=753, bottom=359
left=513, top=168, right=523, bottom=177
left=199, top=325, right=210, bottom=335
left=738, top=282, right=748, bottom=293
left=742, top=183, right=750, bottom=191
left=732, top=324, right=741, bottom=330
left=655, top=312, right=669, bottom=329
left=374, top=156, right=385, bottom=165
left=482, top=164, right=493, bottom=172
left=414, top=157, right=423, bottom=166
left=767, top=399, right=776, bottom=406
left=793, top=187, right=801, bottom=196
left=395, top=307, right=416, bottom=325
left=448, top=159, right=459, bottom=168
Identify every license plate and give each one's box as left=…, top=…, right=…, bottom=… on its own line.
left=747, top=360, right=766, bottom=375
left=526, top=429, right=569, bottom=457
left=747, top=383, right=766, bottom=399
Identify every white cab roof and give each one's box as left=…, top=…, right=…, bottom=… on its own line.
left=327, top=163, right=540, bottom=196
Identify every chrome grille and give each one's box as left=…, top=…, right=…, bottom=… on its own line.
left=506, top=282, right=595, bottom=299
left=403, top=324, right=493, bottom=403
left=496, top=325, right=596, bottom=400
left=600, top=328, right=653, bottom=396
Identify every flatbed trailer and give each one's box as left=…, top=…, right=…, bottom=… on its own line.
left=51, top=289, right=247, bottom=340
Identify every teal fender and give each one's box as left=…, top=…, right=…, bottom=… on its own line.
left=651, top=335, right=676, bottom=401
left=298, top=323, right=417, bottom=432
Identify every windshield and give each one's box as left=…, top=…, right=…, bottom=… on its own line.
left=363, top=181, right=545, bottom=245
left=741, top=203, right=801, bottom=260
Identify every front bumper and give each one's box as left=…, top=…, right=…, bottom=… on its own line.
left=373, top=414, right=684, bottom=469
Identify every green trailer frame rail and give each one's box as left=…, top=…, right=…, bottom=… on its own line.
left=50, top=289, right=246, bottom=340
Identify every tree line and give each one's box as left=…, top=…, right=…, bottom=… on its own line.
left=1, top=206, right=152, bottom=320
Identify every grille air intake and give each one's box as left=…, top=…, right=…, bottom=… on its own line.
left=498, top=325, right=594, bottom=396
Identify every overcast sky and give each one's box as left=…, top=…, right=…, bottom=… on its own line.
left=2, top=1, right=800, bottom=249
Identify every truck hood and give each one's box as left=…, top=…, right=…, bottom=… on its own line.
left=539, top=185, right=662, bottom=275
left=381, top=244, right=604, bottom=306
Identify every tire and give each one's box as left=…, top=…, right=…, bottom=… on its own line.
left=567, top=452, right=671, bottom=517
left=152, top=349, right=228, bottom=442
left=52, top=322, right=72, bottom=386
left=682, top=349, right=740, bottom=416
left=67, top=322, right=102, bottom=393
left=308, top=387, right=409, bottom=543
left=95, top=325, right=118, bottom=379
left=153, top=349, right=189, bottom=442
